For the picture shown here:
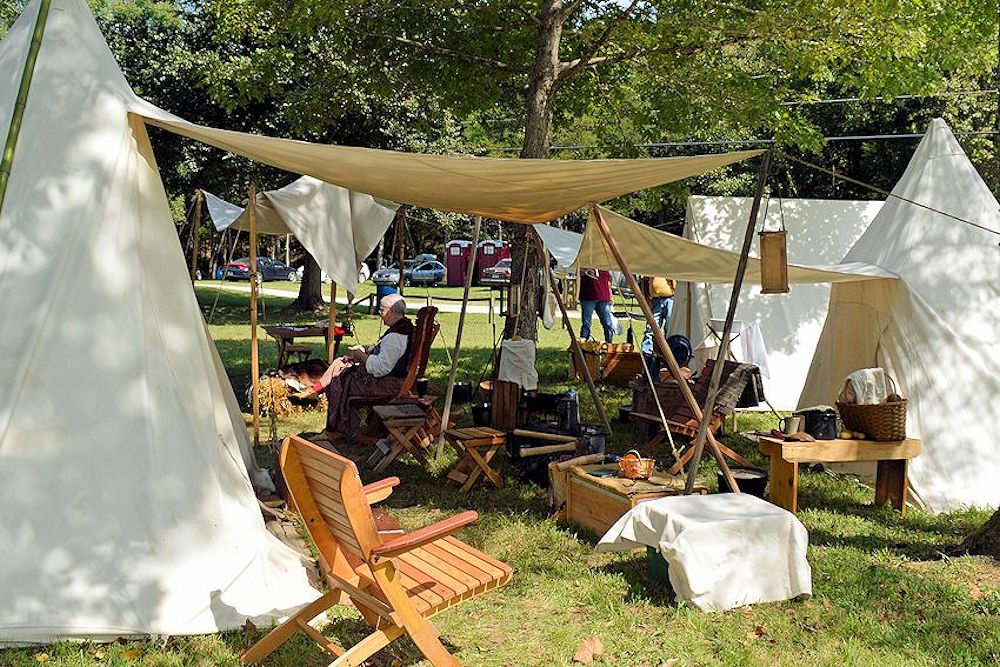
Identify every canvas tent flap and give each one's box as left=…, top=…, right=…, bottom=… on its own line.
left=578, top=206, right=898, bottom=284
left=130, top=97, right=762, bottom=223
left=676, top=196, right=884, bottom=410
left=534, top=223, right=584, bottom=268
left=205, top=177, right=399, bottom=293
left=800, top=119, right=1000, bottom=512
left=0, top=0, right=317, bottom=642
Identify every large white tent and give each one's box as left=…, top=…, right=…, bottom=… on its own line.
left=800, top=119, right=1000, bottom=512
left=674, top=196, right=884, bottom=409
left=0, top=0, right=766, bottom=643
left=204, top=176, right=399, bottom=294
left=0, top=0, right=318, bottom=642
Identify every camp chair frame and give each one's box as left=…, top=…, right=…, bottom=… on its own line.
left=241, top=436, right=512, bottom=667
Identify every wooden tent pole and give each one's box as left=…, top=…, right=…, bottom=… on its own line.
left=590, top=203, right=739, bottom=493
left=189, top=189, right=203, bottom=283
left=532, top=227, right=612, bottom=435
left=248, top=184, right=261, bottom=447
left=0, top=0, right=52, bottom=215
left=328, top=282, right=338, bottom=362
left=396, top=208, right=406, bottom=295
left=437, top=215, right=482, bottom=458
left=684, top=150, right=773, bottom=493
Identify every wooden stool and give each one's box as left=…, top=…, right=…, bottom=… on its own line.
left=368, top=404, right=435, bottom=472
left=444, top=427, right=506, bottom=492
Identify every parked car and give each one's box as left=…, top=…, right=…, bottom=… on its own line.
left=480, top=257, right=512, bottom=286
left=372, top=259, right=446, bottom=286
left=224, top=257, right=297, bottom=282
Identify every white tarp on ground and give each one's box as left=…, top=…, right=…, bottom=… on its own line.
left=674, top=196, right=884, bottom=409
left=800, top=119, right=1000, bottom=512
left=0, top=0, right=317, bottom=642
left=204, top=178, right=399, bottom=294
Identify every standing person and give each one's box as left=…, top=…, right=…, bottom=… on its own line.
left=641, top=275, right=676, bottom=370
left=579, top=268, right=614, bottom=343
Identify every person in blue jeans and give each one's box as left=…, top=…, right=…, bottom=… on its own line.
left=579, top=268, right=614, bottom=342
left=641, top=276, right=676, bottom=372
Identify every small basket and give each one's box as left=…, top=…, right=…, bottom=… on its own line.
left=618, top=449, right=656, bottom=480
left=836, top=376, right=907, bottom=441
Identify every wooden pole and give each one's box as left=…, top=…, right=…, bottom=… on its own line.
left=328, top=282, right=338, bottom=362
left=437, top=215, right=483, bottom=458
left=683, top=151, right=772, bottom=493
left=0, top=0, right=52, bottom=216
left=590, top=203, right=739, bottom=493
left=189, top=190, right=203, bottom=283
left=248, top=184, right=261, bottom=448
left=532, top=227, right=612, bottom=435
left=396, top=208, right=406, bottom=295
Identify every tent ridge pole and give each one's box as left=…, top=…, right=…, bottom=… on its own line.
left=683, top=150, right=773, bottom=493
left=0, top=0, right=53, bottom=216
left=589, top=202, right=738, bottom=493
left=189, top=189, right=203, bottom=283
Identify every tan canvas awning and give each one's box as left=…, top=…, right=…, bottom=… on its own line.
left=576, top=206, right=899, bottom=284
left=131, top=100, right=762, bottom=224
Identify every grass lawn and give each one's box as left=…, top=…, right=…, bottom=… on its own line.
left=2, top=289, right=997, bottom=666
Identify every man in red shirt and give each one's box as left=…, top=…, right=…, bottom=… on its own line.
left=579, top=268, right=614, bottom=343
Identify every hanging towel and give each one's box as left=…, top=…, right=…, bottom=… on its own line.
left=740, top=322, right=771, bottom=379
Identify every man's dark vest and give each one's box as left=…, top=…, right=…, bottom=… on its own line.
left=369, top=317, right=413, bottom=378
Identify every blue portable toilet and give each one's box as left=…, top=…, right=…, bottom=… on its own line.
left=373, top=284, right=398, bottom=313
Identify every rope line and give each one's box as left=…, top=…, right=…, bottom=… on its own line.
left=779, top=152, right=1000, bottom=237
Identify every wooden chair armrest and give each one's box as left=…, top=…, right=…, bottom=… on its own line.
left=372, top=510, right=478, bottom=559
left=362, top=476, right=400, bottom=504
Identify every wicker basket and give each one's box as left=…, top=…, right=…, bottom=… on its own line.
left=836, top=376, right=907, bottom=441
left=618, top=449, right=656, bottom=480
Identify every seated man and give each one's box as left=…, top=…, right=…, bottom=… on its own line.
left=301, top=294, right=413, bottom=437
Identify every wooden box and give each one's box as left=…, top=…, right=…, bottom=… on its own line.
left=564, top=464, right=706, bottom=537
left=568, top=342, right=644, bottom=383
left=630, top=378, right=687, bottom=416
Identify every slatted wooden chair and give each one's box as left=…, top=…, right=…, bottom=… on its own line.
left=630, top=360, right=754, bottom=474
left=241, top=435, right=512, bottom=667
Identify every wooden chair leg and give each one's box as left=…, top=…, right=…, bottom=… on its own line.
left=241, top=590, right=342, bottom=665
left=330, top=625, right=405, bottom=667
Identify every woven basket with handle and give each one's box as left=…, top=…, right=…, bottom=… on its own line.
left=836, top=375, right=907, bottom=441
left=618, top=449, right=656, bottom=480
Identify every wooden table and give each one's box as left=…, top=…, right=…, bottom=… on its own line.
left=757, top=436, right=922, bottom=516
left=262, top=324, right=346, bottom=368
left=565, top=464, right=707, bottom=537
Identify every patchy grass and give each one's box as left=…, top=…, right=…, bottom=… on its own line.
left=3, top=289, right=997, bottom=667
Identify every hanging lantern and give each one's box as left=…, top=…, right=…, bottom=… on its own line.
left=759, top=194, right=789, bottom=294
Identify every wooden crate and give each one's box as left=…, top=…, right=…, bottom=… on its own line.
left=568, top=342, right=644, bottom=383
left=565, top=464, right=706, bottom=537
left=630, top=378, right=687, bottom=416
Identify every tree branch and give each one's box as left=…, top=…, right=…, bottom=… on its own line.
left=367, top=31, right=531, bottom=74
left=557, top=0, right=642, bottom=82
left=559, top=0, right=587, bottom=20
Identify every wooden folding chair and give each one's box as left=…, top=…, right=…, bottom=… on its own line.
left=630, top=361, right=754, bottom=474
left=241, top=436, right=512, bottom=667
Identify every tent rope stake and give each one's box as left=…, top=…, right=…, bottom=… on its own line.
left=0, top=0, right=51, bottom=215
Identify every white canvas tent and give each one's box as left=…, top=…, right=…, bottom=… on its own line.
left=204, top=176, right=399, bottom=294
left=0, top=0, right=767, bottom=643
left=0, top=1, right=318, bottom=642
left=800, top=119, right=1000, bottom=512
left=675, top=196, right=884, bottom=409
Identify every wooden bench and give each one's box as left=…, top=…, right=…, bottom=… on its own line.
left=757, top=435, right=922, bottom=516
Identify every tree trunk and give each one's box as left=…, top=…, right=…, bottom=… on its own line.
left=286, top=251, right=326, bottom=312
left=503, top=0, right=563, bottom=341
left=956, top=508, right=1000, bottom=559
